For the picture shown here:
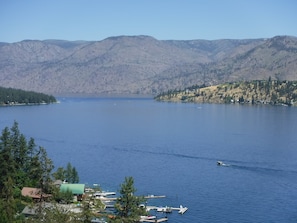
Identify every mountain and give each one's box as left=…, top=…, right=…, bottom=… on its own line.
left=0, top=35, right=296, bottom=95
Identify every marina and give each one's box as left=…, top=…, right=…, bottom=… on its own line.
left=88, top=190, right=188, bottom=222
left=84, top=189, right=187, bottom=222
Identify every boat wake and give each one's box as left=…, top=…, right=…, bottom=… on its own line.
left=227, top=163, right=297, bottom=178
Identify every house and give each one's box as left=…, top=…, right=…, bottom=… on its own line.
left=60, top=184, right=85, bottom=201
left=21, top=187, right=51, bottom=201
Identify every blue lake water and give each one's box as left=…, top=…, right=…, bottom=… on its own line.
left=1, top=97, right=297, bottom=222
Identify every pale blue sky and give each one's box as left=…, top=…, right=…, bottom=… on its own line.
left=1, top=0, right=296, bottom=42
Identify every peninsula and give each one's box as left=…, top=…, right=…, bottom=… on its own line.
left=155, top=80, right=297, bottom=106
left=0, top=87, right=56, bottom=106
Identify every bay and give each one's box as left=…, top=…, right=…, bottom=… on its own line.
left=1, top=97, right=297, bottom=222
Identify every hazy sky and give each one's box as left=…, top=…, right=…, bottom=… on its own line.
left=1, top=0, right=296, bottom=42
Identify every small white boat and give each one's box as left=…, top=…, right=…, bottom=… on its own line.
left=93, top=191, right=116, bottom=197
left=157, top=206, right=172, bottom=213
left=217, top=161, right=224, bottom=166
left=140, top=215, right=156, bottom=220
left=217, top=161, right=229, bottom=166
left=178, top=205, right=188, bottom=214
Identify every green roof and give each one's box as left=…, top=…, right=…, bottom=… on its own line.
left=60, top=184, right=85, bottom=195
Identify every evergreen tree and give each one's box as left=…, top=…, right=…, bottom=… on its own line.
left=52, top=162, right=80, bottom=183
left=66, top=162, right=73, bottom=183
left=52, top=167, right=66, bottom=181
left=0, top=122, right=58, bottom=221
left=0, top=86, right=56, bottom=105
left=64, top=162, right=80, bottom=183
left=71, top=167, right=79, bottom=183
left=37, top=147, right=54, bottom=194
left=0, top=199, right=9, bottom=223
left=111, top=177, right=146, bottom=223
left=1, top=176, right=16, bottom=222
left=0, top=127, right=16, bottom=194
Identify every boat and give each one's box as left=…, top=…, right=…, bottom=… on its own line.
left=93, top=191, right=116, bottom=197
left=144, top=194, right=166, bottom=199
left=140, top=215, right=156, bottom=220
left=157, top=206, right=172, bottom=213
left=217, top=161, right=224, bottom=166
left=217, top=161, right=229, bottom=166
left=178, top=205, right=188, bottom=214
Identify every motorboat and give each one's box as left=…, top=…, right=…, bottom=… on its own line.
left=140, top=215, right=156, bottom=220
left=178, top=205, right=188, bottom=214
left=217, top=161, right=229, bottom=166
left=157, top=206, right=172, bottom=213
left=93, top=191, right=116, bottom=197
left=217, top=161, right=224, bottom=166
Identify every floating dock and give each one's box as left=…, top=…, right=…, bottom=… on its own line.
left=140, top=217, right=168, bottom=222
left=146, top=205, right=188, bottom=214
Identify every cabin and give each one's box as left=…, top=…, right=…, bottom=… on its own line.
left=21, top=187, right=51, bottom=201
left=60, top=183, right=85, bottom=201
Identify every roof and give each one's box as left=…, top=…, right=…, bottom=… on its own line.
left=22, top=203, right=53, bottom=216
left=60, top=184, right=85, bottom=195
left=21, top=187, right=51, bottom=199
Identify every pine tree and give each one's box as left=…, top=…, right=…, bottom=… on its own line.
left=64, top=162, right=79, bottom=183
left=112, top=177, right=147, bottom=223
left=1, top=176, right=16, bottom=222
left=37, top=147, right=54, bottom=195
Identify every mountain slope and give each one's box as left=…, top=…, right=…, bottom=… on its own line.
left=0, top=35, right=296, bottom=95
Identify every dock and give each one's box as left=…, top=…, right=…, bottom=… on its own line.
left=140, top=217, right=168, bottom=222
left=96, top=194, right=165, bottom=202
left=146, top=205, right=188, bottom=214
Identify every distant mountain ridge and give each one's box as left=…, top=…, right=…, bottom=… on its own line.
left=0, top=35, right=296, bottom=95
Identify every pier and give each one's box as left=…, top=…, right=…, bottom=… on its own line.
left=146, top=205, right=188, bottom=214
left=89, top=191, right=187, bottom=222
left=140, top=217, right=168, bottom=222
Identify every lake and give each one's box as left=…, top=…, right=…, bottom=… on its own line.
left=1, top=97, right=297, bottom=222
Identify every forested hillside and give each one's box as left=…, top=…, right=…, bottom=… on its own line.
left=155, top=80, right=297, bottom=106
left=0, top=87, right=56, bottom=105
left=0, top=122, right=148, bottom=222
left=0, top=122, right=79, bottom=222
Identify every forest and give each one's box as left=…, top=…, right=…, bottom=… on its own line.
left=0, top=122, right=147, bottom=223
left=0, top=122, right=80, bottom=222
left=0, top=87, right=56, bottom=105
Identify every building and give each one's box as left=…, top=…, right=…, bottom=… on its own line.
left=60, top=184, right=85, bottom=201
left=21, top=187, right=51, bottom=201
